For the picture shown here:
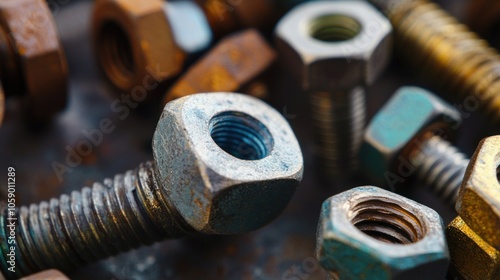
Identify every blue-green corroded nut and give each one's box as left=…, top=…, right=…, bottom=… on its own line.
left=316, top=186, right=450, bottom=280
left=152, top=92, right=304, bottom=235
left=360, top=86, right=461, bottom=185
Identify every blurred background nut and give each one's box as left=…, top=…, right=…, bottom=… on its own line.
left=92, top=0, right=185, bottom=95
left=360, top=87, right=467, bottom=205
left=0, top=0, right=67, bottom=121
left=316, top=186, right=449, bottom=280
left=275, top=1, right=392, bottom=180
left=163, top=29, right=276, bottom=104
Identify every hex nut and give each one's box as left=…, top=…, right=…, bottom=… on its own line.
left=446, top=216, right=500, bottom=279
left=0, top=0, right=67, bottom=120
left=275, top=1, right=392, bottom=92
left=316, top=186, right=449, bottom=280
left=456, top=135, right=500, bottom=250
left=360, top=87, right=461, bottom=184
left=163, top=29, right=276, bottom=104
left=152, top=92, right=304, bottom=234
left=92, top=0, right=185, bottom=93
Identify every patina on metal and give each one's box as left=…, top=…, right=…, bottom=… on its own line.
left=0, top=93, right=304, bottom=278
left=316, top=186, right=450, bottom=279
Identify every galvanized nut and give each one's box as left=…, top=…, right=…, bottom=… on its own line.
left=0, top=92, right=303, bottom=277
left=316, top=186, right=449, bottom=279
left=164, top=29, right=276, bottom=104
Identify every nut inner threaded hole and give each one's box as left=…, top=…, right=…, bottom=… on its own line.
left=309, top=14, right=362, bottom=42
left=210, top=111, right=274, bottom=160
left=351, top=199, right=425, bottom=244
left=98, top=21, right=136, bottom=84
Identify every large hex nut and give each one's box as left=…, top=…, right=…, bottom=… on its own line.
left=275, top=1, right=392, bottom=92
left=360, top=87, right=461, bottom=185
left=456, top=136, right=500, bottom=250
left=446, top=216, right=500, bottom=279
left=316, top=186, right=449, bottom=280
left=0, top=0, right=67, bottom=120
left=152, top=92, right=303, bottom=234
left=92, top=0, right=185, bottom=93
left=163, top=29, right=276, bottom=104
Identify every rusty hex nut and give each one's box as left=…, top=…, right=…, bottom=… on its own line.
left=152, top=92, right=303, bottom=234
left=0, top=0, right=67, bottom=120
left=92, top=0, right=185, bottom=93
left=360, top=87, right=461, bottom=185
left=456, top=136, right=500, bottom=250
left=164, top=29, right=276, bottom=104
left=316, top=186, right=449, bottom=279
left=275, top=1, right=392, bottom=92
left=446, top=216, right=500, bottom=279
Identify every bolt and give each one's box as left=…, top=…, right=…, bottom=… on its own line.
left=0, top=93, right=304, bottom=278
left=316, top=186, right=449, bottom=279
left=370, top=0, right=500, bottom=123
left=275, top=1, right=392, bottom=181
left=0, top=0, right=68, bottom=123
left=361, top=87, right=468, bottom=207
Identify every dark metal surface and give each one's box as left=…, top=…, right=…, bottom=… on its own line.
left=0, top=0, right=489, bottom=279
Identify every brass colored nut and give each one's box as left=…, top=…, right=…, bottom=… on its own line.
left=446, top=216, right=500, bottom=279
left=164, top=29, right=276, bottom=104
left=92, top=0, right=185, bottom=93
left=275, top=1, right=392, bottom=92
left=316, top=186, right=449, bottom=279
left=0, top=0, right=67, bottom=120
left=360, top=87, right=461, bottom=183
left=456, top=136, right=500, bottom=250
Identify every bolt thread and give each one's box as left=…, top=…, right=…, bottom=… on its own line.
left=410, top=136, right=469, bottom=206
left=0, top=162, right=190, bottom=278
left=376, top=0, right=500, bottom=122
left=309, top=88, right=366, bottom=180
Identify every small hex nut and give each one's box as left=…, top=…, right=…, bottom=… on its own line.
left=360, top=87, right=461, bottom=185
left=152, top=92, right=303, bottom=234
left=446, top=216, right=500, bottom=280
left=456, top=136, right=500, bottom=250
left=164, top=29, right=276, bottom=104
left=316, top=186, right=449, bottom=280
left=275, top=1, right=392, bottom=92
left=92, top=0, right=185, bottom=93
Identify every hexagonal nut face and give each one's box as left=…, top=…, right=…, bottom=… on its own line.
left=92, top=0, right=185, bottom=93
left=164, top=29, right=276, bottom=104
left=446, top=216, right=500, bottom=280
left=0, top=0, right=67, bottom=119
left=360, top=87, right=461, bottom=186
left=456, top=136, right=500, bottom=250
left=275, top=1, right=392, bottom=92
left=316, top=186, right=449, bottom=280
left=152, top=92, right=303, bottom=234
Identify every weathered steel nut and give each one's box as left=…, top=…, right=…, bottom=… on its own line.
left=456, top=136, right=500, bottom=249
left=316, top=186, right=449, bottom=279
left=92, top=0, right=184, bottom=93
left=275, top=1, right=392, bottom=91
left=360, top=87, right=461, bottom=184
left=164, top=29, right=276, bottom=104
left=153, top=92, right=303, bottom=234
left=446, top=216, right=500, bottom=279
left=0, top=0, right=67, bottom=119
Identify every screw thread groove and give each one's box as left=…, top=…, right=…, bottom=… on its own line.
left=0, top=161, right=189, bottom=278
left=410, top=136, right=469, bottom=206
left=309, top=88, right=366, bottom=179
left=380, top=0, right=500, bottom=121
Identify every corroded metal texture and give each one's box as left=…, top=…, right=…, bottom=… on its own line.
left=0, top=93, right=303, bottom=278
left=0, top=0, right=67, bottom=120
left=316, top=186, right=449, bottom=279
left=275, top=1, right=392, bottom=180
left=164, top=29, right=276, bottom=104
left=361, top=87, right=467, bottom=206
